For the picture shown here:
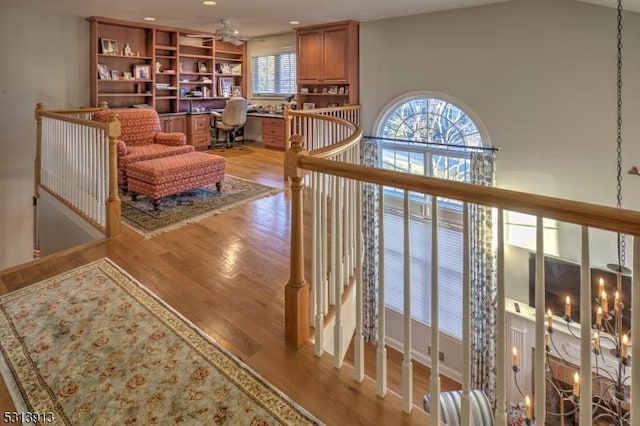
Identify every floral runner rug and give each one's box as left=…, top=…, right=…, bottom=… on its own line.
left=121, top=175, right=282, bottom=238
left=0, top=259, right=321, bottom=425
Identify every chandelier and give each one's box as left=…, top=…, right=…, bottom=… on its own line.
left=511, top=1, right=631, bottom=424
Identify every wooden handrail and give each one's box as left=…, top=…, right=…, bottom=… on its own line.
left=296, top=155, right=640, bottom=236
left=38, top=110, right=110, bottom=130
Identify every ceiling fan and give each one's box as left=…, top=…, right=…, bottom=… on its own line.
left=187, top=19, right=248, bottom=46
left=215, top=19, right=249, bottom=45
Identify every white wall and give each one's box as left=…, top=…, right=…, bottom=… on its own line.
left=360, top=0, right=640, bottom=302
left=0, top=7, right=89, bottom=269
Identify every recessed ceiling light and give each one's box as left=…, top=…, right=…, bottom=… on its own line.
left=234, top=30, right=239, bottom=35
left=202, top=1, right=216, bottom=5
left=290, top=20, right=300, bottom=25
left=143, top=17, right=156, bottom=21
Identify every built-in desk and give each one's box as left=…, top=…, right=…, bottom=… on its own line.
left=246, top=113, right=286, bottom=150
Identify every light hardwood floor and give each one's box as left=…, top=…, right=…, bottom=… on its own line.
left=0, top=143, right=458, bottom=424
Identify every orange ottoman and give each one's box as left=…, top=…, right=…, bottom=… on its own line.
left=126, top=152, right=225, bottom=210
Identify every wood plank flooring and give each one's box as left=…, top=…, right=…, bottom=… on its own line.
left=0, top=142, right=458, bottom=425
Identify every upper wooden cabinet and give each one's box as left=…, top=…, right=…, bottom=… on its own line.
left=296, top=21, right=359, bottom=107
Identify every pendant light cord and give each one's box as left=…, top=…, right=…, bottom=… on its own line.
left=616, top=0, right=625, bottom=268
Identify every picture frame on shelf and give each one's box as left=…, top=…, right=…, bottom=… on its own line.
left=328, top=86, right=338, bottom=94
left=300, top=87, right=309, bottom=94
left=134, top=64, right=150, bottom=80
left=97, top=64, right=110, bottom=80
left=229, top=63, right=241, bottom=75
left=217, top=63, right=231, bottom=74
left=321, top=87, right=328, bottom=94
left=100, top=38, right=118, bottom=55
left=327, top=103, right=339, bottom=108
left=302, top=103, right=316, bottom=110
left=338, top=86, right=345, bottom=94
left=110, top=70, right=120, bottom=80
left=218, top=77, right=234, bottom=97
left=198, top=62, right=208, bottom=73
left=231, top=86, right=242, bottom=97
left=123, top=71, right=133, bottom=80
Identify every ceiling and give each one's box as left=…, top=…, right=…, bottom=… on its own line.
left=1, top=0, right=637, bottom=38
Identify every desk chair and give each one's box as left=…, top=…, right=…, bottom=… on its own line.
left=211, top=97, right=247, bottom=149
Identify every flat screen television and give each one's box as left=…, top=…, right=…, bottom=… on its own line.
left=528, top=253, right=632, bottom=332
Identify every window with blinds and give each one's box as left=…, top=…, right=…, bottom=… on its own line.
left=252, top=52, right=296, bottom=97
left=376, top=95, right=486, bottom=341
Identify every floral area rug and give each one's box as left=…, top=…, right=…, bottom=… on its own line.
left=0, top=259, right=321, bottom=425
left=120, top=175, right=282, bottom=238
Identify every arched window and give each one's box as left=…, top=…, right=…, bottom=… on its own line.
left=374, top=92, right=490, bottom=340
left=377, top=95, right=484, bottom=147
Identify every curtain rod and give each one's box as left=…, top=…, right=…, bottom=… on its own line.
left=363, top=135, right=500, bottom=152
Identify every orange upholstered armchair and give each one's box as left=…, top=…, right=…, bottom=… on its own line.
left=92, top=108, right=194, bottom=188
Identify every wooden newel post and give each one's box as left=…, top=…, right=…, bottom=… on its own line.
left=285, top=134, right=310, bottom=348
left=33, top=103, right=44, bottom=259
left=105, top=112, right=122, bottom=237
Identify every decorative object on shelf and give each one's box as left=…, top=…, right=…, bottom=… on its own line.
left=100, top=38, right=118, bottom=55
left=321, top=87, right=327, bottom=94
left=179, top=61, right=184, bottom=73
left=198, top=62, right=208, bottom=73
left=231, top=86, right=242, bottom=97
left=134, top=64, right=151, bottom=80
left=327, top=103, right=339, bottom=108
left=97, top=64, right=110, bottom=80
left=300, top=87, right=309, bottom=94
left=328, top=86, right=338, bottom=94
left=123, top=71, right=133, bottom=80
left=110, top=70, right=120, bottom=80
left=338, top=86, right=345, bottom=94
left=512, top=2, right=631, bottom=424
left=302, top=103, right=315, bottom=110
left=229, top=63, right=241, bottom=75
left=313, top=88, right=318, bottom=93
left=123, top=42, right=133, bottom=56
left=218, top=77, right=233, bottom=97
left=155, top=61, right=162, bottom=73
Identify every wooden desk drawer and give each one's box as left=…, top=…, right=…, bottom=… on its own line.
left=263, top=118, right=284, bottom=128
left=263, top=124, right=285, bottom=137
left=191, top=133, right=210, bottom=149
left=264, top=135, right=285, bottom=151
left=190, top=114, right=210, bottom=133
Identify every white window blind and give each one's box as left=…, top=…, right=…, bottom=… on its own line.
left=252, top=52, right=296, bottom=97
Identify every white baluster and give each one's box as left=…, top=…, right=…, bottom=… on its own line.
left=333, top=175, right=344, bottom=368
left=377, top=184, right=388, bottom=397
left=579, top=226, right=593, bottom=425
left=534, top=216, right=546, bottom=422
left=495, top=209, right=507, bottom=425
left=354, top=179, right=364, bottom=382
left=402, top=189, right=413, bottom=414
left=461, top=202, right=471, bottom=426
left=428, top=195, right=439, bottom=420
left=632, top=236, right=640, bottom=426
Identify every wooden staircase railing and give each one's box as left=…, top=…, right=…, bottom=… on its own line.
left=284, top=107, right=640, bottom=423
left=34, top=103, right=122, bottom=245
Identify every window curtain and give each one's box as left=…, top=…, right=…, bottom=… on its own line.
left=469, top=151, right=498, bottom=404
left=361, top=138, right=379, bottom=342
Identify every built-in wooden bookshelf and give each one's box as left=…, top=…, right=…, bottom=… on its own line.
left=89, top=17, right=247, bottom=114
